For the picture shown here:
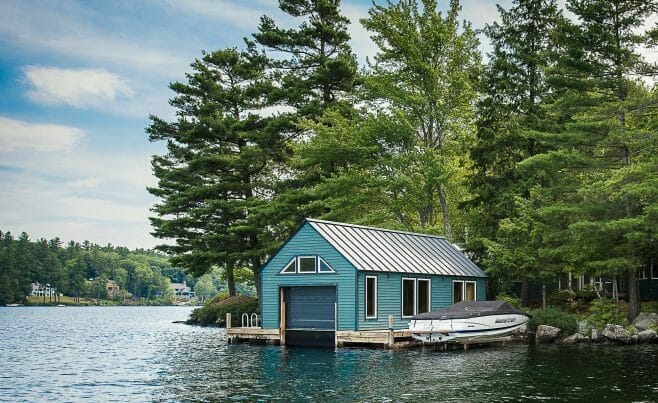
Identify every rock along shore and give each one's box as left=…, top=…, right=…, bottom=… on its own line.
left=532, top=312, right=658, bottom=345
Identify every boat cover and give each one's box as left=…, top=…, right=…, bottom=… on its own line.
left=412, top=300, right=527, bottom=320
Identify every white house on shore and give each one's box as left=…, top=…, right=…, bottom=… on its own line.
left=30, top=282, right=58, bottom=297
left=170, top=281, right=195, bottom=300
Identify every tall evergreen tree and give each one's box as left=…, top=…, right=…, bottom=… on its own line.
left=360, top=0, right=480, bottom=238
left=252, top=0, right=359, bottom=223
left=526, top=0, right=658, bottom=319
left=148, top=45, right=282, bottom=296
left=468, top=0, right=561, bottom=302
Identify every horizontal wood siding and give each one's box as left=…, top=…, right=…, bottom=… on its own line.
left=260, top=223, right=357, bottom=331
left=357, top=273, right=488, bottom=330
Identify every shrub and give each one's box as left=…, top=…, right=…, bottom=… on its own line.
left=547, top=289, right=575, bottom=311
left=496, top=292, right=522, bottom=310
left=641, top=301, right=658, bottom=313
left=188, top=294, right=259, bottom=326
left=586, top=298, right=626, bottom=329
left=528, top=307, right=578, bottom=335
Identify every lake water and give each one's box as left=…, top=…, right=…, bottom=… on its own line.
left=1, top=306, right=657, bottom=401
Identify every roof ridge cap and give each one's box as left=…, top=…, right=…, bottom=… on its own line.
left=306, top=218, right=447, bottom=240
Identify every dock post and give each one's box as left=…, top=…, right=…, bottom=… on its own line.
left=387, top=315, right=395, bottom=348
left=226, top=313, right=232, bottom=343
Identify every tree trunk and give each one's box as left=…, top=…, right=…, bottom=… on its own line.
left=521, top=278, right=530, bottom=307
left=252, top=257, right=261, bottom=302
left=226, top=266, right=236, bottom=297
left=627, top=268, right=640, bottom=322
left=437, top=186, right=452, bottom=240
left=612, top=277, right=618, bottom=301
left=541, top=282, right=547, bottom=309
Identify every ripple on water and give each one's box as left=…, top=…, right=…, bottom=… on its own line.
left=2, top=307, right=658, bottom=401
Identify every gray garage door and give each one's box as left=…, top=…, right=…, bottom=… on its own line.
left=285, top=286, right=336, bottom=330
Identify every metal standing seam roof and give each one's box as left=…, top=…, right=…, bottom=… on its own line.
left=306, top=219, right=487, bottom=278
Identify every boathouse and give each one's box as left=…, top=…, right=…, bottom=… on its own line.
left=257, top=219, right=487, bottom=347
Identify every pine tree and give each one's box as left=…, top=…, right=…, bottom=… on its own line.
left=252, top=0, right=358, bottom=224
left=531, top=0, right=658, bottom=320
left=468, top=0, right=561, bottom=302
left=148, top=45, right=282, bottom=296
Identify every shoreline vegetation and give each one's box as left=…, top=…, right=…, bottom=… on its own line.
left=17, top=296, right=199, bottom=307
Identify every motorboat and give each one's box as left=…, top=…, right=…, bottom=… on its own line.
left=408, top=300, right=530, bottom=343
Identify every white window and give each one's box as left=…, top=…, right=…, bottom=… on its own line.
left=318, top=258, right=334, bottom=273
left=417, top=279, right=431, bottom=314
left=365, top=276, right=377, bottom=319
left=402, top=278, right=416, bottom=317
left=278, top=256, right=336, bottom=274
left=298, top=256, right=316, bottom=273
left=453, top=280, right=477, bottom=303
left=281, top=258, right=296, bottom=274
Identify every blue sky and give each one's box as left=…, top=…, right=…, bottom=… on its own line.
left=0, top=0, right=509, bottom=249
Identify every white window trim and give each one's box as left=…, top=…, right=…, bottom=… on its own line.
left=452, top=280, right=463, bottom=303
left=279, top=257, right=297, bottom=274
left=401, top=278, right=417, bottom=318
left=417, top=279, right=431, bottom=314
left=453, top=280, right=478, bottom=302
left=297, top=255, right=317, bottom=273
left=365, top=275, right=377, bottom=319
left=318, top=257, right=336, bottom=274
left=465, top=280, right=477, bottom=301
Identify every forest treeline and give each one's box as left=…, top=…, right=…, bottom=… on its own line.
left=147, top=0, right=658, bottom=321
left=0, top=229, right=257, bottom=305
left=0, top=230, right=196, bottom=305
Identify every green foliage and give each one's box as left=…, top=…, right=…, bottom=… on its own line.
left=148, top=45, right=283, bottom=296
left=0, top=230, right=200, bottom=305
left=641, top=301, right=658, bottom=313
left=547, top=289, right=592, bottom=313
left=187, top=294, right=259, bottom=326
left=496, top=292, right=522, bottom=310
left=586, top=298, right=626, bottom=329
left=528, top=307, right=578, bottom=335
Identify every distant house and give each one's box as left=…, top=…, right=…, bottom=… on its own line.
left=259, top=219, right=487, bottom=346
left=30, top=283, right=58, bottom=297
left=171, top=281, right=195, bottom=300
left=106, top=280, right=120, bottom=298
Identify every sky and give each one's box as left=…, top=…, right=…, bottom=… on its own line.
left=0, top=0, right=512, bottom=249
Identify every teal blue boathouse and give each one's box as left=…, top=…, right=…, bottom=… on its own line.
left=259, top=219, right=487, bottom=347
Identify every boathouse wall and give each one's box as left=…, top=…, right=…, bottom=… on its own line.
left=260, top=223, right=357, bottom=331
left=355, top=271, right=487, bottom=330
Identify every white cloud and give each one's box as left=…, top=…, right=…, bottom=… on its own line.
left=0, top=117, right=84, bottom=152
left=23, top=66, right=134, bottom=108
left=160, top=0, right=264, bottom=27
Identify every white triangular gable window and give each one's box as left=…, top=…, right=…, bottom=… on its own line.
left=280, top=258, right=296, bottom=274
left=318, top=257, right=335, bottom=273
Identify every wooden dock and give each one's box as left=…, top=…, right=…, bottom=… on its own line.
left=226, top=326, right=420, bottom=348
left=225, top=313, right=420, bottom=348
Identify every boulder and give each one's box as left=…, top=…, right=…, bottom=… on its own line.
left=601, top=324, right=631, bottom=344
left=631, top=312, right=658, bottom=331
left=591, top=329, right=601, bottom=342
left=637, top=329, right=657, bottom=344
left=561, top=333, right=588, bottom=344
left=536, top=325, right=561, bottom=343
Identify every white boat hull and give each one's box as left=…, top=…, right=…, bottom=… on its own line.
left=409, top=313, right=529, bottom=343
